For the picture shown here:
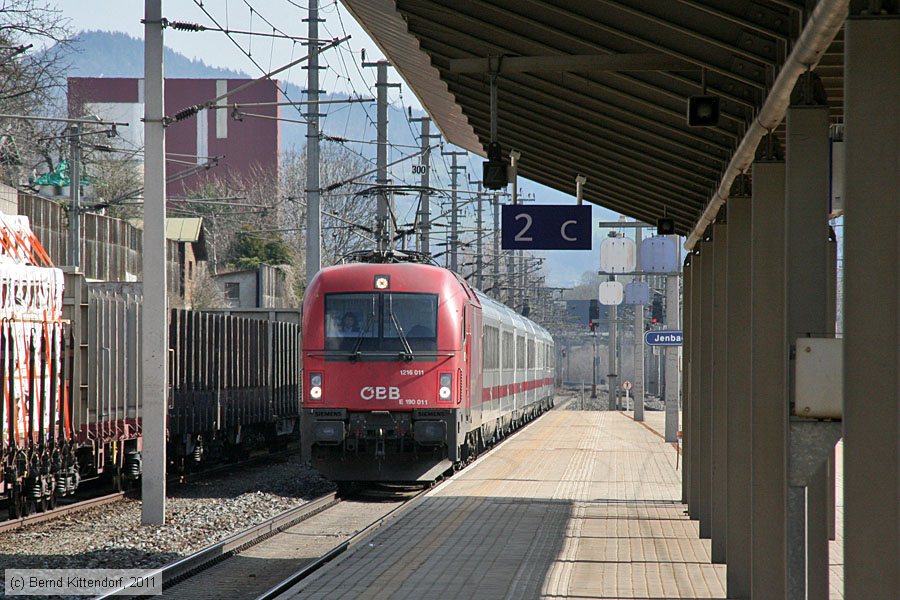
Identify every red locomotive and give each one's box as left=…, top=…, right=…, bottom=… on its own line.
left=300, top=257, right=556, bottom=485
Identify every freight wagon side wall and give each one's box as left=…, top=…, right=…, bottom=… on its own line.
left=202, top=308, right=301, bottom=429
left=64, top=274, right=302, bottom=444
left=63, top=273, right=143, bottom=445
left=168, top=308, right=301, bottom=437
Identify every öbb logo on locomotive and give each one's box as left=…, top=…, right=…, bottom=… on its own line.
left=360, top=386, right=401, bottom=400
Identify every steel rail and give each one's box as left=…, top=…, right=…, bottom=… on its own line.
left=254, top=487, right=434, bottom=600
left=0, top=492, right=126, bottom=534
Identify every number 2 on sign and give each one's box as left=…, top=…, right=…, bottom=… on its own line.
left=514, top=213, right=533, bottom=242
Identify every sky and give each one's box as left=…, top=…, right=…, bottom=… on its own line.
left=59, top=1, right=407, bottom=108
left=57, top=0, right=625, bottom=287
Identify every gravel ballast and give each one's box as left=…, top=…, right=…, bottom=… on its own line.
left=0, top=453, right=333, bottom=596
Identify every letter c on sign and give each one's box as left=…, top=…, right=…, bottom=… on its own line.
left=561, top=220, right=578, bottom=242
left=360, top=387, right=374, bottom=400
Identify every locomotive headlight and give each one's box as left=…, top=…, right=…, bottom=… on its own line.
left=438, top=372, right=452, bottom=400
left=309, top=372, right=323, bottom=400
left=374, top=275, right=390, bottom=290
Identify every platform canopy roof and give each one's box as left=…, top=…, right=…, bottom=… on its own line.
left=341, top=0, right=850, bottom=243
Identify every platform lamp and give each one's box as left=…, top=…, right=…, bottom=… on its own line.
left=657, top=217, right=675, bottom=235
left=687, top=68, right=720, bottom=127
left=687, top=96, right=720, bottom=126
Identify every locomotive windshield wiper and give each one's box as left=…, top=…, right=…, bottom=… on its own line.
left=349, top=297, right=377, bottom=361
left=387, top=295, right=414, bottom=361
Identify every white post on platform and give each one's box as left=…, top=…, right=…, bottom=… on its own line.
left=141, top=0, right=167, bottom=525
left=607, top=287, right=617, bottom=411
left=633, top=226, right=645, bottom=421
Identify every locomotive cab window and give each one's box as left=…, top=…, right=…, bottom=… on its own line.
left=324, top=292, right=438, bottom=360
left=382, top=293, right=438, bottom=353
left=325, top=293, right=377, bottom=346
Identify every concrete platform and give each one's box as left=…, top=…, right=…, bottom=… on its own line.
left=282, top=406, right=729, bottom=599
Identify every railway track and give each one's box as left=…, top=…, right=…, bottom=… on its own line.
left=0, top=491, right=127, bottom=534
left=103, top=488, right=429, bottom=600
left=0, top=448, right=301, bottom=533
left=92, top=491, right=366, bottom=599
left=254, top=486, right=435, bottom=600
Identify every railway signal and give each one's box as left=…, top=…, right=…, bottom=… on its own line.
left=589, top=299, right=600, bottom=331
left=483, top=141, right=508, bottom=189
left=650, top=297, right=664, bottom=324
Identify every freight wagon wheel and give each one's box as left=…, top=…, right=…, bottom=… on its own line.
left=47, top=491, right=57, bottom=510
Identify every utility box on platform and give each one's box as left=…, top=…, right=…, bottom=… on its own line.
left=794, top=337, right=842, bottom=419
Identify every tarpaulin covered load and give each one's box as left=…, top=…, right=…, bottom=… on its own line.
left=0, top=210, right=73, bottom=516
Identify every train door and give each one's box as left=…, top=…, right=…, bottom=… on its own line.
left=467, top=303, right=483, bottom=430
left=463, top=304, right=472, bottom=410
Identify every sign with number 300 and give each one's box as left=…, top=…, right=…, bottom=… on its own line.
left=501, top=204, right=592, bottom=250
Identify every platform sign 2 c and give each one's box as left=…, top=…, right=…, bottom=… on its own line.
left=645, top=330, right=683, bottom=346
left=501, top=204, right=592, bottom=250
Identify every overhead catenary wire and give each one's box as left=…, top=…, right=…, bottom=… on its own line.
left=322, top=143, right=441, bottom=193
left=165, top=33, right=349, bottom=124
left=189, top=0, right=346, bottom=123
left=165, top=19, right=317, bottom=42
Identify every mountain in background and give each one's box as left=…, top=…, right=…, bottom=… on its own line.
left=68, top=31, right=250, bottom=79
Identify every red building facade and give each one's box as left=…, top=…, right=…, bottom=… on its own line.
left=68, top=77, right=281, bottom=195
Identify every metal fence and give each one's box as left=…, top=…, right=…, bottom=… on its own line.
left=18, top=191, right=180, bottom=291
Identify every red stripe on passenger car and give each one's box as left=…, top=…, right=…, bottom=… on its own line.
left=481, top=376, right=553, bottom=403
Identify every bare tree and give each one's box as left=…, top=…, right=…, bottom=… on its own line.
left=84, top=149, right=144, bottom=219
left=0, top=0, right=71, bottom=185
left=171, top=164, right=285, bottom=275
left=188, top=265, right=224, bottom=310
left=565, top=270, right=604, bottom=300
left=281, top=142, right=373, bottom=279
